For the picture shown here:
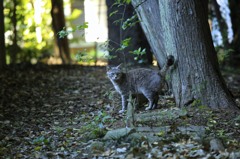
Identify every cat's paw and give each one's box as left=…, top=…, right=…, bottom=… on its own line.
left=145, top=107, right=151, bottom=110
left=151, top=105, right=156, bottom=109
left=119, top=109, right=125, bottom=113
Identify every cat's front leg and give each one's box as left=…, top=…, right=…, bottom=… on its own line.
left=119, top=95, right=127, bottom=113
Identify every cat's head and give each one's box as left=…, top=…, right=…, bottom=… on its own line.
left=106, top=64, right=124, bottom=81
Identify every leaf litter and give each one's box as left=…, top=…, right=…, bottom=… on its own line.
left=0, top=65, right=240, bottom=158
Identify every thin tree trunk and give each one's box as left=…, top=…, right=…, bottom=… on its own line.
left=0, top=0, right=6, bottom=70
left=51, top=0, right=71, bottom=64
left=132, top=0, right=239, bottom=111
left=10, top=0, right=18, bottom=64
left=229, top=0, right=240, bottom=66
left=211, top=0, right=229, bottom=48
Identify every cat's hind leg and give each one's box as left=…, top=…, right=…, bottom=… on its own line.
left=151, top=93, right=159, bottom=109
left=142, top=91, right=156, bottom=110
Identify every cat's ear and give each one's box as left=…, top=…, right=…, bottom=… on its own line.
left=116, top=63, right=123, bottom=69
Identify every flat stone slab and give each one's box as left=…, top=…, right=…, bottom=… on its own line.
left=136, top=126, right=170, bottom=133
left=135, top=108, right=188, bottom=124
left=103, top=128, right=136, bottom=140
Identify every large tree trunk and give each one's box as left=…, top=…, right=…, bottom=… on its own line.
left=106, top=0, right=152, bottom=66
left=132, top=0, right=239, bottom=111
left=0, top=0, right=6, bottom=70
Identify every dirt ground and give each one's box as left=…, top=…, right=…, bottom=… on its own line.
left=0, top=65, right=240, bottom=158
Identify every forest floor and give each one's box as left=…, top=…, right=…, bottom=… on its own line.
left=0, top=65, right=240, bottom=158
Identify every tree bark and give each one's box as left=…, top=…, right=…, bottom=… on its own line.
left=229, top=0, right=240, bottom=66
left=211, top=0, right=229, bottom=48
left=51, top=0, right=71, bottom=64
left=9, top=0, right=18, bottom=64
left=106, top=0, right=152, bottom=66
left=132, top=0, right=239, bottom=111
left=0, top=0, right=6, bottom=70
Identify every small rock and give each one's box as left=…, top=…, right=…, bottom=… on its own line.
left=4, top=120, right=10, bottom=124
left=210, top=138, right=224, bottom=151
left=178, top=125, right=206, bottom=141
left=229, top=152, right=240, bottom=159
left=116, top=147, right=127, bottom=153
left=90, top=141, right=105, bottom=153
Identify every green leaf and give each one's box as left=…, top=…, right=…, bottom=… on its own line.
left=32, top=136, right=45, bottom=145
left=122, top=14, right=139, bottom=30
left=121, top=38, right=131, bottom=48
left=109, top=10, right=118, bottom=17
left=34, top=146, right=42, bottom=151
left=76, top=22, right=89, bottom=30
left=58, top=29, right=69, bottom=38
left=130, top=47, right=146, bottom=56
left=67, top=9, right=82, bottom=20
left=113, top=18, right=123, bottom=25
left=125, top=0, right=131, bottom=4
left=116, top=38, right=131, bottom=51
left=104, top=54, right=117, bottom=60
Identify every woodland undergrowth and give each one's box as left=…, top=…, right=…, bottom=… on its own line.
left=0, top=65, right=240, bottom=158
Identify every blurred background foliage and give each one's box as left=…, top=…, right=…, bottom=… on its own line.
left=1, top=0, right=240, bottom=68
left=4, top=0, right=53, bottom=63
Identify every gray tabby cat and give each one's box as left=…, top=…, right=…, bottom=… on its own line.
left=107, top=55, right=174, bottom=113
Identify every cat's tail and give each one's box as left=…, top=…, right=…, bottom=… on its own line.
left=159, top=55, right=174, bottom=77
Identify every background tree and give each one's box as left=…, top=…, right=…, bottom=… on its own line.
left=4, top=0, right=53, bottom=64
left=0, top=0, right=6, bottom=70
left=106, top=0, right=152, bottom=66
left=9, top=0, right=19, bottom=64
left=132, top=0, right=239, bottom=111
left=210, top=0, right=229, bottom=49
left=229, top=0, right=240, bottom=66
left=51, top=0, right=71, bottom=64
